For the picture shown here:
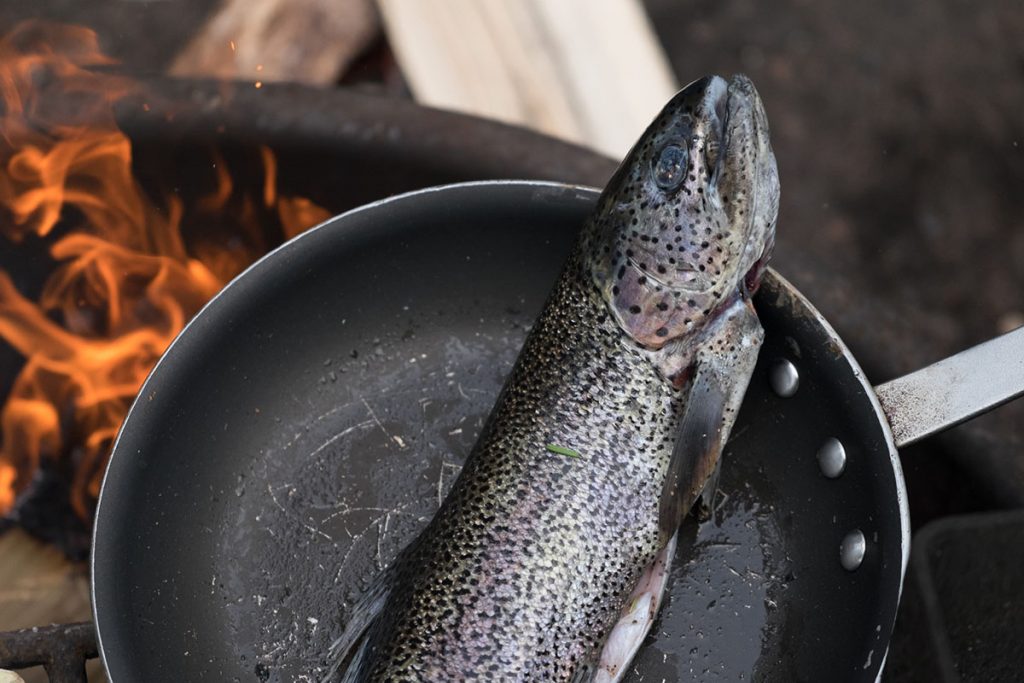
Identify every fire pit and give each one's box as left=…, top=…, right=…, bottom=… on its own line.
left=0, top=22, right=614, bottom=558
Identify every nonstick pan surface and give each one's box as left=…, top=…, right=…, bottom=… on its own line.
left=92, top=182, right=907, bottom=682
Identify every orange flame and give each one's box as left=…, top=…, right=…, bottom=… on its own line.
left=261, top=145, right=332, bottom=239
left=0, top=21, right=330, bottom=520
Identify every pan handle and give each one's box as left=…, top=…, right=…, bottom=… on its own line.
left=873, top=326, right=1024, bottom=448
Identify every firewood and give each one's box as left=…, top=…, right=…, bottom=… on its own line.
left=375, top=0, right=678, bottom=158
left=170, top=0, right=380, bottom=86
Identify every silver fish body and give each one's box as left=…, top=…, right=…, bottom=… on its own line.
left=328, top=74, right=780, bottom=682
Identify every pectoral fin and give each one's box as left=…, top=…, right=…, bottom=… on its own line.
left=658, top=364, right=730, bottom=540
left=697, top=456, right=723, bottom=522
left=658, top=298, right=763, bottom=542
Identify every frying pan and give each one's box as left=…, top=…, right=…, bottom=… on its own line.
left=91, top=181, right=1024, bottom=682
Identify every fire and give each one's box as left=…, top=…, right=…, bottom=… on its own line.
left=261, top=146, right=332, bottom=239
left=0, top=21, right=330, bottom=521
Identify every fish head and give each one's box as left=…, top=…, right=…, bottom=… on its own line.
left=583, top=74, right=779, bottom=349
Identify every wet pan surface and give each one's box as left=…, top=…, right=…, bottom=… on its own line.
left=92, top=182, right=904, bottom=682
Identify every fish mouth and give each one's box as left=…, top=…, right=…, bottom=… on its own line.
left=725, top=74, right=766, bottom=127
left=715, top=74, right=764, bottom=177
left=721, top=73, right=774, bottom=279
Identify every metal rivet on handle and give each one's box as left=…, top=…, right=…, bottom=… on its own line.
left=840, top=530, right=866, bottom=571
left=817, top=438, right=847, bottom=478
left=769, top=359, right=799, bottom=397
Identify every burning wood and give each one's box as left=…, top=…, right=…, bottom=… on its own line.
left=0, top=21, right=330, bottom=540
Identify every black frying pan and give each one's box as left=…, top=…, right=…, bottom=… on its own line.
left=91, top=181, right=1024, bottom=682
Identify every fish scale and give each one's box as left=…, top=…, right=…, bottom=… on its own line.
left=328, top=73, right=779, bottom=682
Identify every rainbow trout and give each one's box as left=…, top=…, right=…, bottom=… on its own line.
left=327, top=74, right=779, bottom=682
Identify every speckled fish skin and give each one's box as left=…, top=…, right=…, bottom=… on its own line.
left=332, top=74, right=779, bottom=682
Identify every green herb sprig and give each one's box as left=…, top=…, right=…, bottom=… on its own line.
left=546, top=444, right=582, bottom=459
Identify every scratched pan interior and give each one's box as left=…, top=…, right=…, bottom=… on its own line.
left=92, top=181, right=904, bottom=682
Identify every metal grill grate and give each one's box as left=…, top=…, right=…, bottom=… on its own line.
left=0, top=623, right=97, bottom=683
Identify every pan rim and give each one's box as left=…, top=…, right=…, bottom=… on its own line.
left=764, top=270, right=911, bottom=581
left=90, top=179, right=911, bottom=680
left=761, top=270, right=911, bottom=681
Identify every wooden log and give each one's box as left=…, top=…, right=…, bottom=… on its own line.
left=375, top=0, right=678, bottom=158
left=169, top=0, right=381, bottom=86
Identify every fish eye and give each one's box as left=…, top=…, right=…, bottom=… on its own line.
left=652, top=144, right=688, bottom=191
